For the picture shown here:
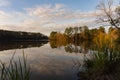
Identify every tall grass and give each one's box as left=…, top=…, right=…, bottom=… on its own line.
left=86, top=49, right=120, bottom=73
left=0, top=51, right=31, bottom=80
left=78, top=49, right=120, bottom=80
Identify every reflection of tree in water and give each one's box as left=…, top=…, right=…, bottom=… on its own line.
left=0, top=41, right=48, bottom=51
left=49, top=40, right=57, bottom=48
left=64, top=44, right=82, bottom=53
left=50, top=39, right=67, bottom=49
left=50, top=40, right=93, bottom=54
left=50, top=36, right=120, bottom=80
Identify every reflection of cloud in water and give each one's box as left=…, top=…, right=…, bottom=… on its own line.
left=29, top=55, right=78, bottom=80
left=0, top=43, right=89, bottom=80
left=27, top=44, right=88, bottom=80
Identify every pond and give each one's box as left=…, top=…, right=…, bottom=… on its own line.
left=0, top=41, right=90, bottom=80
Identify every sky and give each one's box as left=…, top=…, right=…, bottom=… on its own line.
left=0, top=0, right=119, bottom=35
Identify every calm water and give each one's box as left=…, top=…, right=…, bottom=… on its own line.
left=0, top=42, right=90, bottom=80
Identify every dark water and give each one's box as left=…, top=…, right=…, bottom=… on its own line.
left=0, top=42, right=89, bottom=80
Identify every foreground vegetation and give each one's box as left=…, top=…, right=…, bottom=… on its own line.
left=0, top=52, right=31, bottom=80
left=77, top=49, right=120, bottom=80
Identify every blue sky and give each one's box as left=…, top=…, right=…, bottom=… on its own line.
left=8, top=0, right=99, bottom=11
left=0, top=0, right=119, bottom=35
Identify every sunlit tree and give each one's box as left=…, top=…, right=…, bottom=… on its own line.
left=49, top=31, right=57, bottom=40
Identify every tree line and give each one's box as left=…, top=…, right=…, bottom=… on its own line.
left=49, top=26, right=120, bottom=50
left=0, top=30, right=48, bottom=41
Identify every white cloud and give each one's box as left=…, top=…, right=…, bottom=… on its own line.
left=0, top=10, right=11, bottom=19
left=0, top=4, right=101, bottom=35
left=26, top=4, right=69, bottom=20
left=0, top=0, right=10, bottom=7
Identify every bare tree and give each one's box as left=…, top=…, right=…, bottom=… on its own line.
left=97, top=0, right=120, bottom=30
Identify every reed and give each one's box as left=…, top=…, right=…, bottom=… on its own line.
left=78, top=49, right=120, bottom=80
left=0, top=51, right=31, bottom=80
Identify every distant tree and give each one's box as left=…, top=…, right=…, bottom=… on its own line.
left=99, top=26, right=105, bottom=33
left=74, top=27, right=79, bottom=34
left=49, top=31, right=57, bottom=40
left=83, top=26, right=91, bottom=40
left=97, top=0, right=120, bottom=30
left=90, top=28, right=98, bottom=36
left=108, top=27, right=118, bottom=41
left=79, top=27, right=82, bottom=33
left=64, top=27, right=74, bottom=37
left=108, top=27, right=114, bottom=33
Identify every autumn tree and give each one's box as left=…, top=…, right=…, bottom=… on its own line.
left=49, top=31, right=57, bottom=40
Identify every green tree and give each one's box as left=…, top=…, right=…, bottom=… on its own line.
left=74, top=27, right=79, bottom=34
left=108, top=27, right=114, bottom=33
left=64, top=27, right=74, bottom=37
left=49, top=31, right=57, bottom=40
left=99, top=26, right=105, bottom=33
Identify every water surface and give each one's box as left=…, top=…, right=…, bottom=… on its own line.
left=0, top=42, right=89, bottom=80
